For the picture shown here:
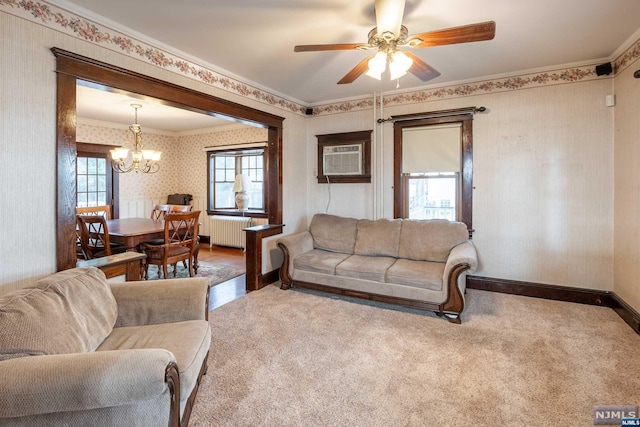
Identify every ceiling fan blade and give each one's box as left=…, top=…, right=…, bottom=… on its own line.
left=294, top=43, right=369, bottom=52
left=404, top=51, right=441, bottom=82
left=405, top=21, right=496, bottom=48
left=337, top=56, right=373, bottom=84
left=375, top=0, right=406, bottom=37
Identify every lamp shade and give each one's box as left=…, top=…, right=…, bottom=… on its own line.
left=389, top=51, right=413, bottom=80
left=232, top=174, right=251, bottom=192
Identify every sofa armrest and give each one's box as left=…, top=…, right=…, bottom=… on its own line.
left=439, top=241, right=478, bottom=321
left=0, top=349, right=175, bottom=419
left=276, top=231, right=313, bottom=287
left=443, top=241, right=478, bottom=288
left=110, top=277, right=210, bottom=327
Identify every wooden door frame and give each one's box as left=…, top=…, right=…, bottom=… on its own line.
left=53, top=48, right=284, bottom=271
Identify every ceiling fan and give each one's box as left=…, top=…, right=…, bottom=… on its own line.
left=294, top=0, right=496, bottom=84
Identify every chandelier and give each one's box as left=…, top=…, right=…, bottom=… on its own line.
left=364, top=26, right=414, bottom=81
left=110, top=104, right=161, bottom=174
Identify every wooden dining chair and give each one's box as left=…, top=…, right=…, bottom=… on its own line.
left=76, top=206, right=112, bottom=258
left=148, top=205, right=198, bottom=269
left=76, top=205, right=112, bottom=219
left=150, top=204, right=192, bottom=220
left=140, top=211, right=200, bottom=279
left=76, top=214, right=126, bottom=260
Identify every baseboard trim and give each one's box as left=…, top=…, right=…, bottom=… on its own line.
left=261, top=268, right=280, bottom=287
left=610, top=293, right=640, bottom=335
left=467, top=275, right=640, bottom=335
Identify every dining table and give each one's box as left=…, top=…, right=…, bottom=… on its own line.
left=106, top=218, right=165, bottom=250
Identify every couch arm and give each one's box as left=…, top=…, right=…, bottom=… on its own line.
left=440, top=241, right=478, bottom=321
left=110, top=277, right=210, bottom=327
left=276, top=231, right=314, bottom=288
left=444, top=241, right=478, bottom=285
left=0, top=349, right=175, bottom=419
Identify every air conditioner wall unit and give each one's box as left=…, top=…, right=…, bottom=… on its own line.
left=322, top=144, right=362, bottom=176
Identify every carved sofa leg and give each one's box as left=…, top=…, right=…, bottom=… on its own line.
left=440, top=263, right=471, bottom=324
left=277, top=242, right=293, bottom=290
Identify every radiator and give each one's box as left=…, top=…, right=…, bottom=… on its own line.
left=209, top=216, right=253, bottom=249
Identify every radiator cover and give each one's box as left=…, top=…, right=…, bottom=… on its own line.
left=209, top=216, right=252, bottom=249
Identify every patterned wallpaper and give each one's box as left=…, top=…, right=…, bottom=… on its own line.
left=2, top=0, right=639, bottom=117
left=77, top=122, right=267, bottom=201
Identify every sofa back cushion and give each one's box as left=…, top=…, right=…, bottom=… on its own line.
left=309, top=214, right=358, bottom=254
left=398, top=219, right=469, bottom=262
left=0, top=267, right=117, bottom=361
left=354, top=218, right=402, bottom=257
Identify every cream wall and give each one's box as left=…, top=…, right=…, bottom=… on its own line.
left=0, top=10, right=307, bottom=294
left=307, top=78, right=615, bottom=291
left=614, top=59, right=640, bottom=310
left=2, top=4, right=639, bottom=313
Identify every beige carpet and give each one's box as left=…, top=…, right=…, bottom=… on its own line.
left=190, top=285, right=640, bottom=426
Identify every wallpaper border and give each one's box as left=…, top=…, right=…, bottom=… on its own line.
left=2, top=0, right=639, bottom=117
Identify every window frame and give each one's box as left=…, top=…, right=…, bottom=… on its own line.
left=316, top=130, right=372, bottom=184
left=76, top=142, right=119, bottom=219
left=393, top=113, right=473, bottom=232
left=207, top=146, right=268, bottom=217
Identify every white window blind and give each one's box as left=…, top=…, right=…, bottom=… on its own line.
left=402, top=124, right=462, bottom=173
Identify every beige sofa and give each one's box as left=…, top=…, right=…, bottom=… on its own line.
left=0, top=267, right=211, bottom=427
left=277, top=214, right=478, bottom=323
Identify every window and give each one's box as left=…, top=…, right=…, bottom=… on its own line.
left=76, top=142, right=119, bottom=218
left=406, top=173, right=457, bottom=221
left=77, top=156, right=108, bottom=207
left=393, top=110, right=474, bottom=232
left=208, top=147, right=266, bottom=213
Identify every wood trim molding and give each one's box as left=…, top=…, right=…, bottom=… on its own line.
left=244, top=224, right=284, bottom=292
left=52, top=48, right=284, bottom=272
left=467, top=275, right=640, bottom=335
left=316, top=130, right=372, bottom=184
left=610, top=293, right=640, bottom=335
left=261, top=268, right=280, bottom=287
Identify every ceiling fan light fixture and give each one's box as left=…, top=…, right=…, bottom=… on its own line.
left=389, top=50, right=413, bottom=80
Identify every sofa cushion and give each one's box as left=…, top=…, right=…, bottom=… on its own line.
left=294, top=249, right=351, bottom=275
left=398, top=219, right=469, bottom=262
left=354, top=219, right=401, bottom=258
left=335, top=255, right=396, bottom=282
left=385, top=259, right=445, bottom=291
left=97, top=320, right=211, bottom=405
left=309, top=214, right=358, bottom=254
left=0, top=267, right=117, bottom=361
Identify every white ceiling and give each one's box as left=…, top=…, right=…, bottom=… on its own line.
left=76, top=84, right=235, bottom=133
left=64, top=0, right=640, bottom=130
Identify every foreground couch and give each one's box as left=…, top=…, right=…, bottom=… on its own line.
left=0, top=267, right=211, bottom=427
left=277, top=214, right=478, bottom=323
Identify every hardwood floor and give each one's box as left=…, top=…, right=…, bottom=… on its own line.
left=198, top=245, right=247, bottom=311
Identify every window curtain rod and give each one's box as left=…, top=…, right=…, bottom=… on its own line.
left=377, top=106, right=486, bottom=124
